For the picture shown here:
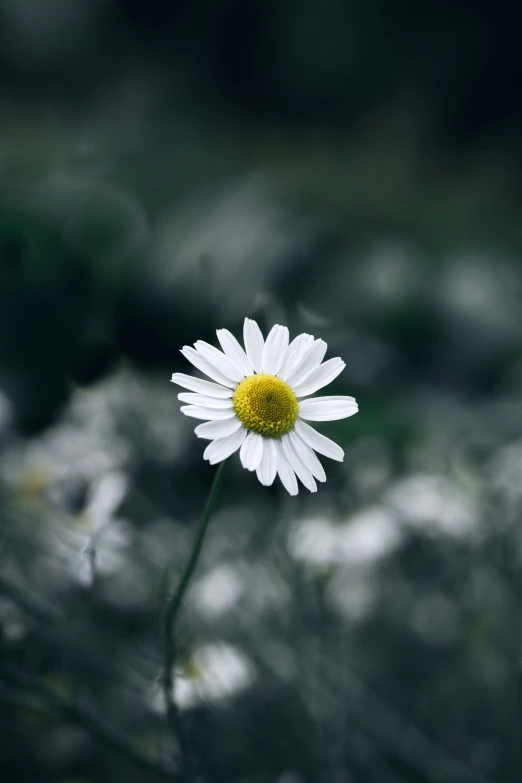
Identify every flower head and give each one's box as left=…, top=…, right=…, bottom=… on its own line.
left=171, top=319, right=358, bottom=495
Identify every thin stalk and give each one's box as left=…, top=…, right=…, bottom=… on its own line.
left=161, top=459, right=229, bottom=777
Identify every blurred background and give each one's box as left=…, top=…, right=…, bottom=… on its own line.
left=1, top=1, right=522, bottom=781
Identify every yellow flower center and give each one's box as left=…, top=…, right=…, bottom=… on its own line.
left=233, top=374, right=299, bottom=438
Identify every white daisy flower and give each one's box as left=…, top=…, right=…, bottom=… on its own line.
left=171, top=319, right=358, bottom=495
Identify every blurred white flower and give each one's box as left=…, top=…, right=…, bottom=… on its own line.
left=192, top=564, right=244, bottom=618
left=174, top=643, right=255, bottom=709
left=289, top=508, right=401, bottom=566
left=386, top=473, right=478, bottom=538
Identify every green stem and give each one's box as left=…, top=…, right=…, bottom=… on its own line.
left=162, top=459, right=229, bottom=775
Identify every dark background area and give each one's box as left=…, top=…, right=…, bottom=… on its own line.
left=1, top=1, right=522, bottom=782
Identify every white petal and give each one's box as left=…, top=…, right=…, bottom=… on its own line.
left=180, top=347, right=236, bottom=388
left=275, top=441, right=299, bottom=496
left=262, top=324, right=289, bottom=375
left=171, top=373, right=233, bottom=398
left=195, top=417, right=242, bottom=440
left=294, top=420, right=344, bottom=461
left=288, top=430, right=326, bottom=482
left=217, top=329, right=253, bottom=377
left=239, top=432, right=264, bottom=471
left=243, top=318, right=264, bottom=374
left=203, top=428, right=247, bottom=465
left=293, top=358, right=346, bottom=397
left=281, top=436, right=317, bottom=492
left=180, top=406, right=236, bottom=421
left=279, top=333, right=314, bottom=380
left=298, top=396, right=358, bottom=421
left=256, top=438, right=277, bottom=486
left=178, top=393, right=234, bottom=409
left=285, top=340, right=327, bottom=387
left=194, top=341, right=244, bottom=383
